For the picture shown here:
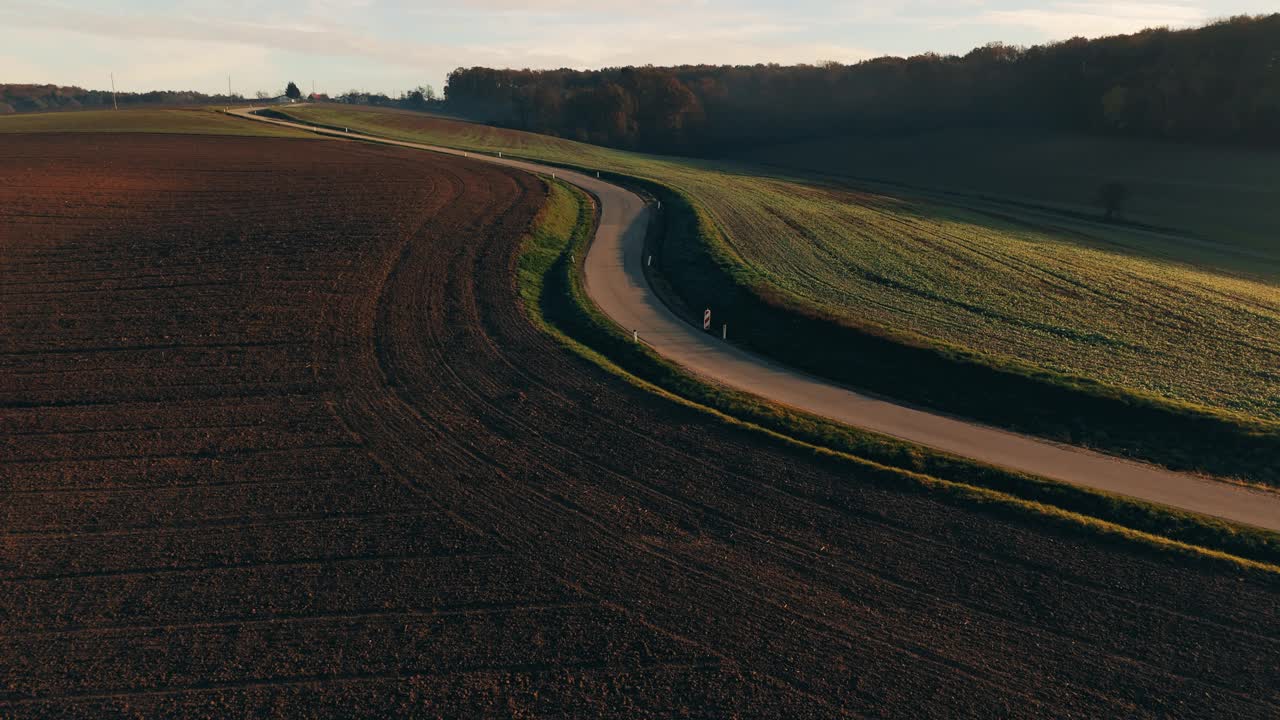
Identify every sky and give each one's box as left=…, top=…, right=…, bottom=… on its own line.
left=1, top=1, right=1274, bottom=97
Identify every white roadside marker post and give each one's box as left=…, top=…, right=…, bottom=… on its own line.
left=722, top=324, right=727, bottom=340
left=633, top=330, right=639, bottom=343
left=703, top=309, right=711, bottom=332
left=647, top=255, right=652, bottom=267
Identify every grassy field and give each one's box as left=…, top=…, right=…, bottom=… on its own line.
left=0, top=107, right=314, bottom=138
left=736, top=129, right=1280, bottom=255
left=283, top=105, right=1280, bottom=431
left=521, top=178, right=1280, bottom=569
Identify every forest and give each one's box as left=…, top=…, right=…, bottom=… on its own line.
left=444, top=14, right=1280, bottom=152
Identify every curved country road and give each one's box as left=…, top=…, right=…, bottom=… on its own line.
left=230, top=107, right=1280, bottom=533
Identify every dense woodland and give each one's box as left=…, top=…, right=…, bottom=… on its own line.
left=444, top=14, right=1280, bottom=151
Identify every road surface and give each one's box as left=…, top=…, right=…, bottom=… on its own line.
left=229, top=107, right=1280, bottom=533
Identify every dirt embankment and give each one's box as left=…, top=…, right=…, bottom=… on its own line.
left=1, top=134, right=1277, bottom=718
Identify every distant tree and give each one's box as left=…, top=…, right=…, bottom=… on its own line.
left=285, top=81, right=301, bottom=99
left=255, top=90, right=272, bottom=100
left=1097, top=181, right=1131, bottom=221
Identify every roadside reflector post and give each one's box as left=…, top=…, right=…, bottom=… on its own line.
left=722, top=324, right=727, bottom=340
left=647, top=255, right=652, bottom=267
left=703, top=309, right=711, bottom=331
left=633, top=330, right=639, bottom=343
left=597, top=171, right=600, bottom=178
left=498, top=151, right=502, bottom=158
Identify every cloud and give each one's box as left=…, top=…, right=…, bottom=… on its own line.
left=0, top=0, right=875, bottom=91
left=979, top=2, right=1208, bottom=39
left=7, top=0, right=1226, bottom=94
left=409, top=0, right=691, bottom=17
left=0, top=25, right=274, bottom=92
left=0, top=53, right=50, bottom=85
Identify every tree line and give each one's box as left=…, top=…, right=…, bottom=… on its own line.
left=0, top=84, right=244, bottom=114
left=444, top=14, right=1280, bottom=152
left=0, top=83, right=443, bottom=115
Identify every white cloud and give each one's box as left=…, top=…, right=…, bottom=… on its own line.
left=0, top=23, right=273, bottom=93
left=0, top=53, right=50, bottom=85
left=980, top=2, right=1208, bottom=38
left=2, top=0, right=1236, bottom=93
left=0, top=0, right=875, bottom=91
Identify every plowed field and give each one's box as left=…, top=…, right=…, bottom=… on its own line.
left=2, top=133, right=1277, bottom=718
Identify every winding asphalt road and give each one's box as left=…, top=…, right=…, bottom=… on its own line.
left=230, top=107, right=1280, bottom=533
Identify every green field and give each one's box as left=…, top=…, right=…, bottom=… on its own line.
left=284, top=105, right=1280, bottom=428
left=520, top=178, right=1280, bottom=570
left=736, top=129, right=1280, bottom=255
left=0, top=107, right=314, bottom=138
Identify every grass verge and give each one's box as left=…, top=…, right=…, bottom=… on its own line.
left=518, top=177, right=1280, bottom=575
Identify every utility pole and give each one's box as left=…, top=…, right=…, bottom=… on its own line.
left=228, top=75, right=233, bottom=99
left=110, top=72, right=118, bottom=110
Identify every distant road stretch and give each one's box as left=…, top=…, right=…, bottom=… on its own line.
left=230, top=107, right=1280, bottom=533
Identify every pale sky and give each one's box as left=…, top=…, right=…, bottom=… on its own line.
left=1, top=1, right=1273, bottom=96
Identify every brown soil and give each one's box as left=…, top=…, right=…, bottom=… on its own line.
left=1, top=133, right=1277, bottom=719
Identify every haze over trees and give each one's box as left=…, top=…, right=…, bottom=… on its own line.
left=0, top=82, right=447, bottom=115
left=0, top=84, right=242, bottom=113
left=444, top=14, right=1280, bottom=152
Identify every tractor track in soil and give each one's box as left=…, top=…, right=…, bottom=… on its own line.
left=1, top=132, right=1277, bottom=718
